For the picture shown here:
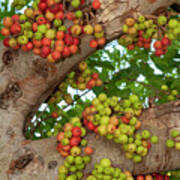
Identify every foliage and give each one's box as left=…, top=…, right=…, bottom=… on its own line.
left=0, top=0, right=180, bottom=179
left=24, top=39, right=180, bottom=141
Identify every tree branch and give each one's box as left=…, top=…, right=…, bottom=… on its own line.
left=6, top=100, right=180, bottom=180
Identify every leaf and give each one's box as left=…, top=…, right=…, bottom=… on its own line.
left=170, top=176, right=180, bottom=180
left=139, top=62, right=154, bottom=77
left=152, top=57, right=169, bottom=72
left=88, top=59, right=115, bottom=70
left=25, top=130, right=31, bottom=139
left=147, top=75, right=164, bottom=89
left=68, top=109, right=78, bottom=117
left=92, top=86, right=104, bottom=96
left=99, top=68, right=109, bottom=81
left=60, top=117, right=69, bottom=125
left=171, top=79, right=180, bottom=91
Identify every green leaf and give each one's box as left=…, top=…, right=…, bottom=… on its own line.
left=88, top=59, right=115, bottom=70
left=170, top=176, right=180, bottom=180
left=92, top=86, right=104, bottom=96
left=99, top=68, right=109, bottom=81
left=171, top=79, right=180, bottom=91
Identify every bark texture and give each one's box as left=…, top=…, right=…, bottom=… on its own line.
left=0, top=0, right=179, bottom=179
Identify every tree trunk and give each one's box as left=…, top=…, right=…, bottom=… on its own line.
left=0, top=0, right=179, bottom=179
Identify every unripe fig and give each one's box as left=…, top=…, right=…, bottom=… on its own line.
left=175, top=142, right=180, bottom=150
left=24, top=8, right=34, bottom=18
left=146, top=28, right=154, bottom=37
left=144, top=21, right=151, bottom=28
left=94, top=31, right=104, bottom=38
left=84, top=25, right=94, bottom=35
left=167, top=95, right=175, bottom=101
left=166, top=139, right=175, bottom=148
left=78, top=83, right=86, bottom=90
left=71, top=24, right=82, bottom=35
left=128, top=27, right=137, bottom=35
left=161, top=85, right=168, bottom=91
left=133, top=154, right=142, bottom=163
left=94, top=24, right=103, bottom=33
left=122, top=24, right=128, bottom=33
left=34, top=32, right=43, bottom=40
left=168, top=19, right=178, bottom=29
left=127, top=143, right=136, bottom=153
left=17, top=35, right=28, bottom=45
left=125, top=152, right=133, bottom=159
left=75, top=10, right=83, bottom=18
left=19, top=14, right=27, bottom=23
left=53, top=19, right=62, bottom=27
left=138, top=23, right=145, bottom=30
left=58, top=25, right=67, bottom=32
left=24, top=30, right=34, bottom=38
left=171, top=90, right=178, bottom=96
left=45, top=29, right=56, bottom=39
left=138, top=15, right=145, bottom=22
left=45, top=10, right=55, bottom=21
left=125, top=17, right=135, bottom=27
left=9, top=38, right=17, bottom=48
left=171, top=130, right=179, bottom=138
left=167, top=32, right=175, bottom=40
left=24, top=21, right=32, bottom=30
left=37, top=24, right=47, bottom=34
left=124, top=35, right=134, bottom=45
left=71, top=0, right=80, bottom=8
left=158, top=15, right=167, bottom=26
left=79, top=61, right=87, bottom=71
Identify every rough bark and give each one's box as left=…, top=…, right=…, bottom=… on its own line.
left=0, top=0, right=179, bottom=179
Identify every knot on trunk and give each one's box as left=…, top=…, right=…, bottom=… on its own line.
left=6, top=127, right=15, bottom=138
left=2, top=49, right=15, bottom=66
left=8, top=148, right=44, bottom=178
left=15, top=153, right=34, bottom=170
left=9, top=151, right=34, bottom=174
left=0, top=82, right=22, bottom=109
left=33, top=59, right=49, bottom=78
left=48, top=160, right=57, bottom=169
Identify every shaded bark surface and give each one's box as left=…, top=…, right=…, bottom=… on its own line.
left=0, top=0, right=179, bottom=179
